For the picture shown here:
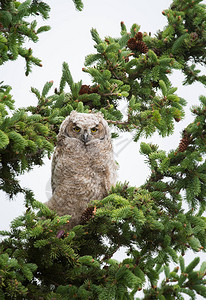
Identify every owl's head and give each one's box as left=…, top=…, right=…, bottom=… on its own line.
left=58, top=111, right=110, bottom=145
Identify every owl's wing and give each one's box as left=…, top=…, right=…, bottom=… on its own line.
left=51, top=147, right=59, bottom=193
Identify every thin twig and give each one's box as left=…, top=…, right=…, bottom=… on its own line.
left=107, top=119, right=140, bottom=129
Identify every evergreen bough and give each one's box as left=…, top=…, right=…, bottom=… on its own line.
left=0, top=0, right=205, bottom=299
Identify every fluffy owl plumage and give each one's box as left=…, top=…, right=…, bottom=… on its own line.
left=46, top=111, right=117, bottom=228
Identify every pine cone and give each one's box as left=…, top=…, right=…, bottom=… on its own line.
left=90, top=85, right=99, bottom=93
left=79, top=85, right=90, bottom=95
left=177, top=131, right=191, bottom=152
left=127, top=38, right=137, bottom=50
left=80, top=206, right=96, bottom=225
left=135, top=32, right=143, bottom=41
left=136, top=41, right=149, bottom=53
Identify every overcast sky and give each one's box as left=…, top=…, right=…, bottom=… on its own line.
left=0, top=1, right=205, bottom=296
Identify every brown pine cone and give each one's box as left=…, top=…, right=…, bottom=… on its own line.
left=136, top=41, right=149, bottom=53
left=127, top=38, right=137, bottom=50
left=177, top=131, right=191, bottom=152
left=80, top=206, right=96, bottom=225
left=90, top=85, right=99, bottom=93
left=135, top=32, right=143, bottom=41
left=79, top=85, right=90, bottom=95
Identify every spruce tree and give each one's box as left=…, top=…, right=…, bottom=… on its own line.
left=0, top=0, right=206, bottom=299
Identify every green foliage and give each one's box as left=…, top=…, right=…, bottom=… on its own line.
left=0, top=0, right=84, bottom=75
left=0, top=0, right=206, bottom=299
left=1, top=184, right=205, bottom=298
left=139, top=96, right=206, bottom=211
left=0, top=190, right=76, bottom=298
left=72, top=0, right=84, bottom=11
left=142, top=256, right=206, bottom=300
left=0, top=252, right=36, bottom=297
left=0, top=81, right=60, bottom=197
left=0, top=0, right=51, bottom=75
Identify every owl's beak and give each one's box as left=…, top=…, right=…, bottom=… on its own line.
left=81, top=132, right=90, bottom=143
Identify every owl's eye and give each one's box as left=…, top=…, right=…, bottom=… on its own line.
left=73, top=126, right=81, bottom=132
left=91, top=127, right=98, bottom=133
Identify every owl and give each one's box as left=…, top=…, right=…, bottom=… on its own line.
left=46, top=111, right=117, bottom=228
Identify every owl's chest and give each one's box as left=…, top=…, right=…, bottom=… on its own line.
left=62, top=144, right=106, bottom=170
left=57, top=151, right=105, bottom=199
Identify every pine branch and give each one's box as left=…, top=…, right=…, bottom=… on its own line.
left=1, top=0, right=206, bottom=298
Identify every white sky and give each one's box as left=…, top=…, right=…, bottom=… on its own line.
left=0, top=1, right=205, bottom=297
